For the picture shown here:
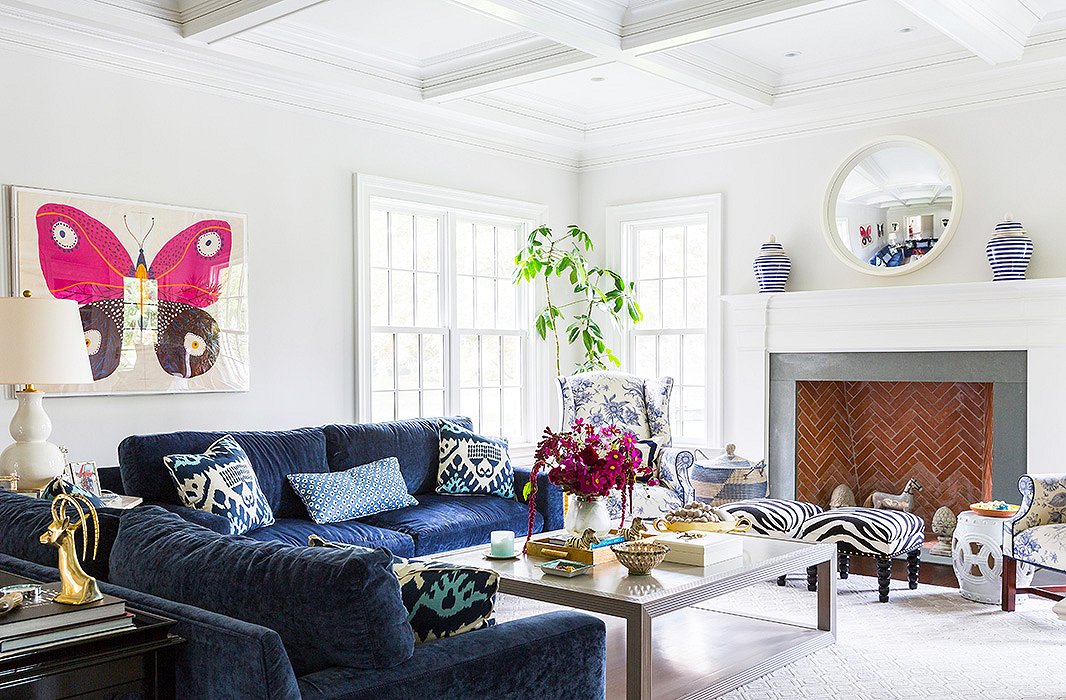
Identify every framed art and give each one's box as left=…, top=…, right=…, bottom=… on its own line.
left=9, top=186, right=249, bottom=395
left=66, top=461, right=101, bottom=497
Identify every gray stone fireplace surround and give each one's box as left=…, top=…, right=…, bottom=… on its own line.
left=768, top=351, right=1027, bottom=503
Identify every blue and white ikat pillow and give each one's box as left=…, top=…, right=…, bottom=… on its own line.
left=436, top=421, right=514, bottom=499
left=287, top=456, right=418, bottom=524
left=164, top=435, right=275, bottom=535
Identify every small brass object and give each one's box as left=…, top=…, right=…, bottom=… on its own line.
left=39, top=493, right=102, bottom=605
left=0, top=591, right=22, bottom=618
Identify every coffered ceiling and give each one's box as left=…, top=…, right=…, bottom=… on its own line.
left=3, top=0, right=1066, bottom=169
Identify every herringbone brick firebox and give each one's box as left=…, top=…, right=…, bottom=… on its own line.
left=795, top=381, right=994, bottom=528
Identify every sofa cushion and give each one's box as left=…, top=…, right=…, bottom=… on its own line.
left=324, top=417, right=472, bottom=496
left=0, top=491, right=120, bottom=582
left=436, top=421, right=514, bottom=499
left=119, top=427, right=329, bottom=518
left=164, top=435, right=275, bottom=535
left=288, top=457, right=417, bottom=524
left=310, top=536, right=500, bottom=644
left=359, top=493, right=543, bottom=556
left=110, top=506, right=414, bottom=676
left=245, top=518, right=416, bottom=558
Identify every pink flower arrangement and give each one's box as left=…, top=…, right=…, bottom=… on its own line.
left=523, top=419, right=654, bottom=547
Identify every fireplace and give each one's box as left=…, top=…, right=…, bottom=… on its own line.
left=793, top=380, right=994, bottom=527
left=767, top=351, right=1026, bottom=518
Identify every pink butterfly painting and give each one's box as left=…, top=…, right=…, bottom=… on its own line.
left=36, top=203, right=233, bottom=382
left=860, top=225, right=872, bottom=246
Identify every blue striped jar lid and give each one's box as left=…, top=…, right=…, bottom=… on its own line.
left=994, top=217, right=1027, bottom=236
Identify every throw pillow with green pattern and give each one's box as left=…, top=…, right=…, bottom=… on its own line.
left=308, top=535, right=499, bottom=643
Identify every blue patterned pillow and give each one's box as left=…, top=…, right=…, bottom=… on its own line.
left=164, top=435, right=275, bottom=536
left=287, top=457, right=417, bottom=524
left=436, top=421, right=514, bottom=498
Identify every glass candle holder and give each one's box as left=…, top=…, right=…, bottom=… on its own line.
left=490, top=530, right=515, bottom=557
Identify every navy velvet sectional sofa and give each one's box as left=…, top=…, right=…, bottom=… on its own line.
left=116, top=416, right=563, bottom=556
left=0, top=418, right=607, bottom=699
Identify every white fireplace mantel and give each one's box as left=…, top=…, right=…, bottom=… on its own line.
left=720, top=278, right=1066, bottom=473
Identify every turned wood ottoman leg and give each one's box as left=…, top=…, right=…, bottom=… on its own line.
left=907, top=550, right=920, bottom=590
left=777, top=575, right=787, bottom=586
left=876, top=557, right=892, bottom=603
left=838, top=551, right=850, bottom=579
left=806, top=565, right=818, bottom=592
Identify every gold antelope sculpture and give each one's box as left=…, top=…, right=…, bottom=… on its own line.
left=39, top=493, right=102, bottom=605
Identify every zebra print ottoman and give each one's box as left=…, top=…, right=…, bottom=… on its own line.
left=719, top=498, right=822, bottom=587
left=798, top=507, right=926, bottom=602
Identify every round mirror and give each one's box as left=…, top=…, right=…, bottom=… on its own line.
left=823, top=136, right=961, bottom=276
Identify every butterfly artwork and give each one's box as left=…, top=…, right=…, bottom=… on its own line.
left=876, top=223, right=885, bottom=238
left=12, top=188, right=248, bottom=395
left=860, top=225, right=873, bottom=246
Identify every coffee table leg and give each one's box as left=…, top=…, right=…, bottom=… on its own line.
left=817, top=557, right=836, bottom=635
left=626, top=610, right=652, bottom=700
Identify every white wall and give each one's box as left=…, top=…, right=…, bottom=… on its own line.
left=0, top=48, right=578, bottom=464
left=579, top=94, right=1066, bottom=294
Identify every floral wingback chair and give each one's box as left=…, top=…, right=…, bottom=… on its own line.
left=558, top=371, right=697, bottom=519
left=1001, top=473, right=1066, bottom=611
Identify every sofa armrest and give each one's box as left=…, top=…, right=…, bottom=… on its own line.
left=296, top=610, right=605, bottom=700
left=0, top=553, right=300, bottom=700
left=1005, top=473, right=1066, bottom=553
left=145, top=501, right=233, bottom=535
left=657, top=446, right=699, bottom=504
left=513, top=465, right=564, bottom=531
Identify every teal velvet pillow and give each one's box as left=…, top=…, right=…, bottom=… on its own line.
left=436, top=421, right=514, bottom=498
left=309, top=535, right=499, bottom=643
left=287, top=456, right=417, bottom=524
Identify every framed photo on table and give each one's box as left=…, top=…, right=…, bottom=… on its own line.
left=66, top=461, right=102, bottom=497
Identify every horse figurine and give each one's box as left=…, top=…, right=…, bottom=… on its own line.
left=39, top=493, right=102, bottom=605
left=621, top=518, right=647, bottom=542
left=864, top=478, right=922, bottom=513
left=565, top=528, right=600, bottom=550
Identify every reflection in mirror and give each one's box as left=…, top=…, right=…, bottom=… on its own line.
left=833, top=144, right=954, bottom=270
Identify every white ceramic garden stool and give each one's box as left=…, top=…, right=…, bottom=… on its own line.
left=952, top=511, right=1035, bottom=605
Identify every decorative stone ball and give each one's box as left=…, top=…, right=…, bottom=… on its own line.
left=753, top=236, right=791, bottom=293
left=986, top=215, right=1034, bottom=282
left=829, top=484, right=856, bottom=509
left=931, top=506, right=957, bottom=538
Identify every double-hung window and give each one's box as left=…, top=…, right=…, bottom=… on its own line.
left=356, top=176, right=544, bottom=445
left=607, top=195, right=722, bottom=446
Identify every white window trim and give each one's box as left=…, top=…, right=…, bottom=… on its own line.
left=354, top=174, right=549, bottom=449
left=605, top=194, right=724, bottom=448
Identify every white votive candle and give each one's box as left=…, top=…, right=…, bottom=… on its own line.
left=490, top=530, right=515, bottom=557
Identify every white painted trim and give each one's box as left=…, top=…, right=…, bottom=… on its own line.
left=605, top=194, right=724, bottom=447
left=353, top=175, right=548, bottom=442
left=820, top=136, right=963, bottom=278
left=181, top=0, right=328, bottom=43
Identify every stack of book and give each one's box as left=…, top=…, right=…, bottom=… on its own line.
left=0, top=573, right=134, bottom=658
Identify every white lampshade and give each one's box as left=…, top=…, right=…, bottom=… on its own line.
left=0, top=295, right=93, bottom=385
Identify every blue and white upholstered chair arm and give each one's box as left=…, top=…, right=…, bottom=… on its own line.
left=1004, top=473, right=1066, bottom=553
left=656, top=447, right=696, bottom=505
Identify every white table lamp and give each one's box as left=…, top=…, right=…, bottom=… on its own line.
left=0, top=292, right=93, bottom=489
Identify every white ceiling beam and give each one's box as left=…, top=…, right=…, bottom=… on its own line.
left=634, top=45, right=776, bottom=109
left=423, top=47, right=608, bottom=102
left=893, top=0, right=1044, bottom=64
left=620, top=0, right=859, bottom=54
left=443, top=0, right=778, bottom=108
left=180, top=0, right=328, bottom=43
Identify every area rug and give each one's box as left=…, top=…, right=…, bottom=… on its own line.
left=495, top=575, right=1066, bottom=699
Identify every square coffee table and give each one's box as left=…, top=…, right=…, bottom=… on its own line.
left=437, top=531, right=837, bottom=700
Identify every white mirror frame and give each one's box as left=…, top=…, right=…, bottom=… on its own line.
left=822, top=136, right=962, bottom=277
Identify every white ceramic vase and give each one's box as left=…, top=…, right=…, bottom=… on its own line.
left=564, top=495, right=612, bottom=537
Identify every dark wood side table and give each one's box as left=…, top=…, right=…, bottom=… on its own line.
left=0, top=589, right=183, bottom=700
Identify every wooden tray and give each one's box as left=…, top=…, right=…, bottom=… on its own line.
left=524, top=530, right=656, bottom=565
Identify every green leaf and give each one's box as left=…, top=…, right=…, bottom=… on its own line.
left=535, top=314, right=547, bottom=339
left=522, top=481, right=533, bottom=501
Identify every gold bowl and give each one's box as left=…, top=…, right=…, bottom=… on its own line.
left=611, top=540, right=670, bottom=576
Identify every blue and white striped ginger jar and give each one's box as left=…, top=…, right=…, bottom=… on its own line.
left=986, top=216, right=1033, bottom=281
left=753, top=236, right=791, bottom=293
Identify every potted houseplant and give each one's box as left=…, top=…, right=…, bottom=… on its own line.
left=523, top=419, right=654, bottom=544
